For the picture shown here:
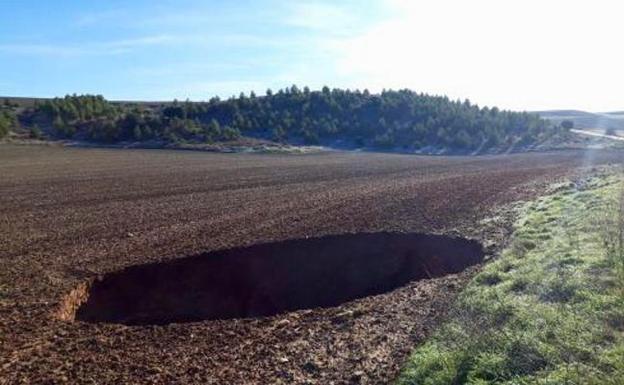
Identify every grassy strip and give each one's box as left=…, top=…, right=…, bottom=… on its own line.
left=397, top=173, right=624, bottom=384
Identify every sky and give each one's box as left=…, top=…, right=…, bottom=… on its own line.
left=0, top=0, right=623, bottom=112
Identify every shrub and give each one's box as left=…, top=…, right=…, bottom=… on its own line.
left=220, top=126, right=240, bottom=141
left=561, top=120, right=574, bottom=129
left=0, top=109, right=17, bottom=138
left=29, top=125, right=43, bottom=139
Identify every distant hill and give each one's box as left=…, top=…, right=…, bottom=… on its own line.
left=537, top=110, right=624, bottom=131
left=2, top=89, right=568, bottom=154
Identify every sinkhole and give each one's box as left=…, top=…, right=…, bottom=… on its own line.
left=60, top=232, right=484, bottom=325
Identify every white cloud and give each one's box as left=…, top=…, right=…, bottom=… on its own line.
left=326, top=0, right=624, bottom=111
left=0, top=43, right=118, bottom=56
left=105, top=35, right=174, bottom=49
left=286, top=2, right=357, bottom=34
left=0, top=35, right=176, bottom=57
left=74, top=9, right=127, bottom=27
left=7, top=0, right=623, bottom=110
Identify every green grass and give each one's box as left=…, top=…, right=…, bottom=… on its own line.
left=397, top=174, right=624, bottom=385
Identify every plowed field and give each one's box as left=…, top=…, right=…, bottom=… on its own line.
left=1, top=145, right=621, bottom=384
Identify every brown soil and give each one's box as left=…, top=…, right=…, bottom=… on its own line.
left=1, top=145, right=622, bottom=384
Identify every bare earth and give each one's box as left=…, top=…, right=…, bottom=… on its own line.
left=1, top=145, right=622, bottom=384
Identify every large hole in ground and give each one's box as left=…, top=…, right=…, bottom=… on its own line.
left=67, top=233, right=484, bottom=325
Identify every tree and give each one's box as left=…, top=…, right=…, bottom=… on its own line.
left=373, top=132, right=394, bottom=148
left=29, top=124, right=43, bottom=139
left=221, top=126, right=240, bottom=141
left=53, top=116, right=75, bottom=138
left=0, top=113, right=10, bottom=138
left=272, top=125, right=286, bottom=142
left=203, top=119, right=221, bottom=142
left=454, top=129, right=473, bottom=149
left=561, top=120, right=574, bottom=130
left=132, top=125, right=143, bottom=141
left=303, top=129, right=319, bottom=145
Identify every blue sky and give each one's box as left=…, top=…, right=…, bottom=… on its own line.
left=0, top=0, right=385, bottom=100
left=1, top=0, right=623, bottom=111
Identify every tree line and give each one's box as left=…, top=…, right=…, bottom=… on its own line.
left=20, top=87, right=567, bottom=151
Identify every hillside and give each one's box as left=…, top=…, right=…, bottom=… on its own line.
left=538, top=109, right=624, bottom=131
left=2, top=88, right=567, bottom=154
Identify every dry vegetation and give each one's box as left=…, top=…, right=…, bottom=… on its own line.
left=1, top=145, right=623, bottom=384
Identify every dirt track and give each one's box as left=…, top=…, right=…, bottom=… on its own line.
left=1, top=145, right=622, bottom=384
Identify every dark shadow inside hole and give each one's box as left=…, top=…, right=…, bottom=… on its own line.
left=73, top=232, right=484, bottom=325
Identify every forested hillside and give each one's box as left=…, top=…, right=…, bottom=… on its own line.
left=9, top=87, right=567, bottom=153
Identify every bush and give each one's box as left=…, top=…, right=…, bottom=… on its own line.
left=302, top=130, right=320, bottom=145
left=220, top=126, right=240, bottom=141
left=373, top=133, right=395, bottom=148
left=29, top=125, right=43, bottom=139
left=0, top=107, right=19, bottom=138
left=561, top=120, right=574, bottom=129
left=0, top=116, right=9, bottom=138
